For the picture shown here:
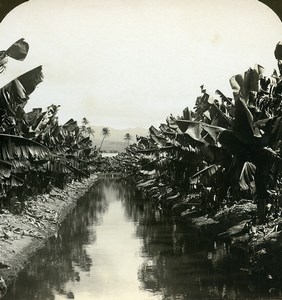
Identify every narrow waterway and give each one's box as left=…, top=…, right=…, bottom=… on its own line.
left=3, top=178, right=276, bottom=300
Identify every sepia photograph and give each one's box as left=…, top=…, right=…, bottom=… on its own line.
left=0, top=0, right=282, bottom=299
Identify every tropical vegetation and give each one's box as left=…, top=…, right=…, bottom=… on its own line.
left=0, top=38, right=99, bottom=209
left=124, top=133, right=132, bottom=145
left=122, top=43, right=282, bottom=225
left=99, top=127, right=110, bottom=151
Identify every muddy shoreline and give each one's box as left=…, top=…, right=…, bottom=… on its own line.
left=0, top=174, right=98, bottom=296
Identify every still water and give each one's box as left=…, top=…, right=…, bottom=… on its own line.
left=3, top=178, right=278, bottom=300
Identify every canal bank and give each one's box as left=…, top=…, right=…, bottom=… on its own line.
left=1, top=175, right=282, bottom=299
left=135, top=177, right=282, bottom=298
left=2, top=177, right=280, bottom=300
left=0, top=174, right=98, bottom=297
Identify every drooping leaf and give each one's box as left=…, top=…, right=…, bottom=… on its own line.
left=189, top=164, right=221, bottom=184
left=183, top=107, right=193, bottom=120
left=3, top=174, right=24, bottom=187
left=194, top=89, right=214, bottom=119
left=269, top=117, right=282, bottom=150
left=150, top=134, right=168, bottom=147
left=209, top=103, right=232, bottom=127
left=0, top=66, right=43, bottom=116
left=0, top=159, right=11, bottom=179
left=233, top=98, right=255, bottom=145
left=274, top=41, right=282, bottom=60
left=0, top=133, right=50, bottom=161
left=215, top=89, right=233, bottom=106
left=17, top=65, right=43, bottom=95
left=0, top=51, right=8, bottom=74
left=44, top=160, right=71, bottom=174
left=6, top=38, right=29, bottom=61
left=149, top=125, right=161, bottom=136
left=230, top=64, right=264, bottom=101
left=239, top=162, right=256, bottom=190
left=63, top=118, right=78, bottom=133
left=24, top=108, right=43, bottom=129
left=176, top=120, right=225, bottom=145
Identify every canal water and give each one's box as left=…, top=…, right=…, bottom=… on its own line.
left=3, top=178, right=278, bottom=300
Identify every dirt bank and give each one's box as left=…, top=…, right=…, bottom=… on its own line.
left=136, top=178, right=282, bottom=286
left=0, top=174, right=98, bottom=297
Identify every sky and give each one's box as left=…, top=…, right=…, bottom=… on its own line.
left=0, top=0, right=281, bottom=129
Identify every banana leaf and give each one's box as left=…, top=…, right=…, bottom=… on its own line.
left=218, top=130, right=248, bottom=154
left=159, top=123, right=177, bottom=134
left=17, top=66, right=43, bottom=95
left=6, top=38, right=29, bottom=61
left=194, top=90, right=213, bottom=118
left=0, top=51, right=8, bottom=74
left=34, top=104, right=58, bottom=135
left=25, top=108, right=43, bottom=127
left=183, top=107, right=193, bottom=120
left=209, top=103, right=232, bottom=127
left=230, top=64, right=264, bottom=101
left=0, top=39, right=29, bottom=74
left=44, top=160, right=71, bottom=174
left=0, top=66, right=43, bottom=116
left=0, top=133, right=50, bottom=161
left=150, top=134, right=168, bottom=147
left=0, top=159, right=11, bottom=179
left=239, top=162, right=256, bottom=191
left=64, top=163, right=89, bottom=177
left=166, top=115, right=179, bottom=129
left=149, top=125, right=162, bottom=136
left=215, top=90, right=233, bottom=106
left=135, top=146, right=175, bottom=154
left=274, top=41, right=282, bottom=60
left=4, top=174, right=24, bottom=187
left=11, top=159, right=31, bottom=173
left=63, top=119, right=78, bottom=133
left=189, top=164, right=221, bottom=184
left=233, top=98, right=255, bottom=145
left=268, top=117, right=282, bottom=150
left=176, top=120, right=225, bottom=145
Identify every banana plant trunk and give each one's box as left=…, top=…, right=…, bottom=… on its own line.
left=255, top=160, right=270, bottom=224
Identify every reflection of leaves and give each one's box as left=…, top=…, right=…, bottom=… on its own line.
left=3, top=180, right=110, bottom=300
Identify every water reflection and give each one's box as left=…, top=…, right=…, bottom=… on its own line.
left=3, top=178, right=281, bottom=300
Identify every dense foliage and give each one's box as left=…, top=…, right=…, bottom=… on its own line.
left=0, top=39, right=98, bottom=208
left=124, top=45, right=282, bottom=224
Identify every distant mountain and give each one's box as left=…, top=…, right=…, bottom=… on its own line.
left=91, top=126, right=149, bottom=152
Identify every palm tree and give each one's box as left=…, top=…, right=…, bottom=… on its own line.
left=82, top=117, right=90, bottom=127
left=80, top=118, right=94, bottom=138
left=80, top=117, right=89, bottom=133
left=99, top=127, right=110, bottom=151
left=87, top=126, right=95, bottom=138
left=124, top=133, right=132, bottom=146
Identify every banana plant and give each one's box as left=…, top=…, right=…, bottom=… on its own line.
left=0, top=38, right=29, bottom=73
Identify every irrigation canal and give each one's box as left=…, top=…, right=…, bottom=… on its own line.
left=3, top=177, right=275, bottom=299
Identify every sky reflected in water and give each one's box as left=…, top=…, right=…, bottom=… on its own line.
left=3, top=178, right=281, bottom=300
